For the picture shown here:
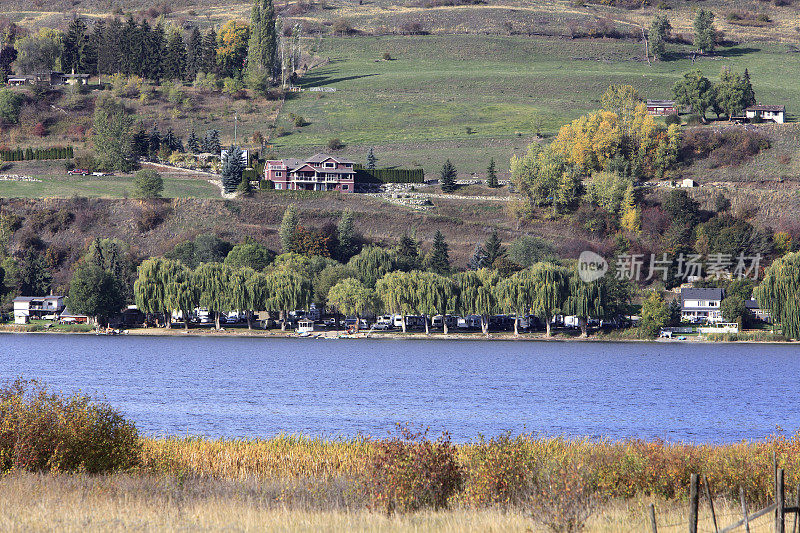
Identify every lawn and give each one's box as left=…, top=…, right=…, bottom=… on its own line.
left=0, top=176, right=220, bottom=199
left=0, top=161, right=221, bottom=199
left=274, top=34, right=800, bottom=177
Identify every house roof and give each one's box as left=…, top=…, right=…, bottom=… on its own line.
left=647, top=100, right=676, bottom=106
left=745, top=298, right=762, bottom=310
left=13, top=295, right=63, bottom=302
left=681, top=288, right=725, bottom=302
left=747, top=105, right=785, bottom=112
left=306, top=153, right=355, bottom=165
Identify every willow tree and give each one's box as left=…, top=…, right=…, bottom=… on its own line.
left=245, top=271, right=272, bottom=329
left=530, top=262, right=569, bottom=336
left=563, top=267, right=605, bottom=337
left=376, top=270, right=418, bottom=333
left=414, top=271, right=458, bottom=335
left=755, top=252, right=800, bottom=339
left=228, top=267, right=257, bottom=329
left=164, top=265, right=199, bottom=330
left=194, top=262, right=233, bottom=330
left=454, top=268, right=500, bottom=336
left=268, top=269, right=312, bottom=330
left=134, top=257, right=185, bottom=327
left=348, top=245, right=395, bottom=288
left=498, top=269, right=536, bottom=335
left=327, top=278, right=378, bottom=332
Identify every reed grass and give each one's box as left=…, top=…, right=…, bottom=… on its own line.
left=140, top=431, right=800, bottom=506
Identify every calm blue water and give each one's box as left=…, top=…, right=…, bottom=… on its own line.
left=1, top=334, right=799, bottom=443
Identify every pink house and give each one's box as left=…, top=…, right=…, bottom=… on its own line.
left=264, top=153, right=356, bottom=192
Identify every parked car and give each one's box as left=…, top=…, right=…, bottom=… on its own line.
left=41, top=313, right=58, bottom=321
left=373, top=322, right=392, bottom=330
left=68, top=169, right=89, bottom=175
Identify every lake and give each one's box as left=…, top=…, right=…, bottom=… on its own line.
left=2, top=333, right=798, bottom=443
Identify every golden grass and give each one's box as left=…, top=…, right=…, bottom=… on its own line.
left=0, top=472, right=779, bottom=532
left=138, top=432, right=800, bottom=508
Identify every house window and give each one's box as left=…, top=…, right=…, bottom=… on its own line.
left=325, top=162, right=335, bottom=168
left=276, top=183, right=282, bottom=190
left=342, top=185, right=348, bottom=190
left=276, top=171, right=282, bottom=177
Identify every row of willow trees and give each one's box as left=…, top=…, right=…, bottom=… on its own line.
left=133, top=257, right=630, bottom=336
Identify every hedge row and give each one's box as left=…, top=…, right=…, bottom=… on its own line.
left=354, top=165, right=424, bottom=184
left=0, top=146, right=74, bottom=161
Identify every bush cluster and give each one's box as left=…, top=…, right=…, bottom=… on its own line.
left=0, top=379, right=140, bottom=473
left=366, top=426, right=463, bottom=513
left=681, top=128, right=770, bottom=167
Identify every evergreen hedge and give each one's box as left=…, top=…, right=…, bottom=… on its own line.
left=0, top=146, right=74, bottom=161
left=354, top=165, right=424, bottom=184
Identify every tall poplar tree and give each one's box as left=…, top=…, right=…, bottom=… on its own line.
left=246, top=0, right=277, bottom=78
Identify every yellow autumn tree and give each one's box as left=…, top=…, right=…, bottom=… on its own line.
left=551, top=110, right=623, bottom=173
left=619, top=182, right=641, bottom=233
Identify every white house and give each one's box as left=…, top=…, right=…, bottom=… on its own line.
left=745, top=105, right=785, bottom=124
left=13, top=296, right=65, bottom=324
left=680, top=288, right=724, bottom=323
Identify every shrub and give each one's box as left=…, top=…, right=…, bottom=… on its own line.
left=530, top=460, right=595, bottom=533
left=382, top=52, right=392, bottom=60
left=681, top=128, right=770, bottom=167
left=133, top=169, right=164, bottom=199
left=135, top=202, right=171, bottom=232
left=664, top=113, right=681, bottom=126
left=289, top=113, right=307, bottom=127
left=462, top=433, right=532, bottom=507
left=0, top=89, right=24, bottom=125
left=332, top=18, right=355, bottom=35
left=0, top=379, right=140, bottom=473
left=327, top=138, right=345, bottom=151
left=30, top=208, right=74, bottom=234
left=366, top=426, right=463, bottom=513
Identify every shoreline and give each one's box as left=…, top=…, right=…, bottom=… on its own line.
left=0, top=324, right=790, bottom=343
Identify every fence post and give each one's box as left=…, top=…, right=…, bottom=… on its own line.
left=776, top=468, right=785, bottom=533
left=648, top=503, right=658, bottom=533
left=690, top=473, right=699, bottom=533
left=741, top=487, right=751, bottom=533
left=704, top=475, right=719, bottom=533
left=793, top=483, right=799, bottom=533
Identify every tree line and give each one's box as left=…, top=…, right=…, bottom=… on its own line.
left=57, top=205, right=634, bottom=336
left=3, top=0, right=279, bottom=87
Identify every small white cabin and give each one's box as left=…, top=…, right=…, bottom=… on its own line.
left=745, top=105, right=785, bottom=124
left=297, top=320, right=315, bottom=334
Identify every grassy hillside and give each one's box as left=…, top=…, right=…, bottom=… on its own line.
left=270, top=34, right=800, bottom=177
left=7, top=0, right=800, bottom=45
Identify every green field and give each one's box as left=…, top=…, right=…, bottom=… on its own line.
left=273, top=35, right=800, bottom=177
left=0, top=173, right=219, bottom=199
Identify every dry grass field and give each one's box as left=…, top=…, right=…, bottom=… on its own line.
left=0, top=474, right=778, bottom=533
